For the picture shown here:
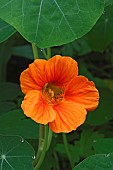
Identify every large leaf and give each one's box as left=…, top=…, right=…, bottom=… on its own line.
left=0, top=83, right=22, bottom=102
left=12, top=45, right=34, bottom=59
left=86, top=87, right=113, bottom=125
left=0, top=109, right=39, bottom=139
left=86, top=5, right=113, bottom=51
left=0, top=102, right=16, bottom=115
left=0, top=39, right=14, bottom=82
left=12, top=45, right=45, bottom=59
left=73, top=153, right=113, bottom=170
left=0, top=19, right=16, bottom=43
left=93, top=138, right=113, bottom=154
left=0, top=0, right=104, bottom=48
left=0, top=135, right=34, bottom=170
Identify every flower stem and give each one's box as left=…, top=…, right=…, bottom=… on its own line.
left=41, top=49, right=47, bottom=58
left=62, top=133, right=74, bottom=169
left=34, top=125, right=49, bottom=170
left=41, top=47, right=51, bottom=60
left=32, top=43, right=39, bottom=59
left=46, top=129, right=53, bottom=151
left=47, top=47, right=51, bottom=59
left=33, top=125, right=45, bottom=167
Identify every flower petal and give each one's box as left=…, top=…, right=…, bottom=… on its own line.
left=49, top=101, right=87, bottom=133
left=21, top=90, right=56, bottom=124
left=20, top=56, right=78, bottom=94
left=20, top=59, right=47, bottom=94
left=45, top=55, right=78, bottom=86
left=64, top=76, right=99, bottom=111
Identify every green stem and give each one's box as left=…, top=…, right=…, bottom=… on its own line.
left=32, top=43, right=39, bottom=59
left=34, top=125, right=49, bottom=170
left=41, top=48, right=51, bottom=60
left=47, top=47, right=51, bottom=59
left=33, top=125, right=45, bottom=167
left=46, top=129, right=53, bottom=151
left=62, top=133, right=74, bottom=169
left=42, top=49, right=47, bottom=58
left=53, top=151, right=60, bottom=170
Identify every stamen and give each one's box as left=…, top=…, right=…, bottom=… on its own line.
left=42, top=83, right=64, bottom=105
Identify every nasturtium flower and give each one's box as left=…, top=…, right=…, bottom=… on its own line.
left=20, top=55, right=99, bottom=133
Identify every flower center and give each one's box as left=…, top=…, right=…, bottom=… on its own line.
left=42, top=83, right=64, bottom=105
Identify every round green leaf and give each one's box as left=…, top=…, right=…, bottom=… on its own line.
left=0, top=109, right=39, bottom=139
left=0, top=0, right=104, bottom=48
left=0, top=19, right=16, bottom=43
left=0, top=135, right=34, bottom=170
left=73, top=153, right=113, bottom=170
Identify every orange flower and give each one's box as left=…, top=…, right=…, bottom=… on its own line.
left=20, top=55, right=99, bottom=133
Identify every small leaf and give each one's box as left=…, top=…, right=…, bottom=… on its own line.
left=0, top=19, right=16, bottom=43
left=0, top=135, right=34, bottom=170
left=0, top=0, right=104, bottom=48
left=73, top=153, right=113, bottom=170
left=0, top=109, right=39, bottom=139
left=75, top=129, right=104, bottom=157
left=55, top=143, right=80, bottom=163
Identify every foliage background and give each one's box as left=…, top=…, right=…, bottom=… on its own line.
left=0, top=0, right=113, bottom=170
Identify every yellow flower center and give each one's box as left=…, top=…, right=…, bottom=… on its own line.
left=42, top=83, right=64, bottom=105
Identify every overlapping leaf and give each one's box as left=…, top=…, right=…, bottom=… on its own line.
left=86, top=5, right=113, bottom=51
left=0, top=109, right=39, bottom=139
left=0, top=19, right=16, bottom=43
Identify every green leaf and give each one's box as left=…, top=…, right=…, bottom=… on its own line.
left=12, top=45, right=45, bottom=59
left=0, top=39, right=14, bottom=82
left=0, top=19, right=16, bottom=43
left=61, top=37, right=91, bottom=56
left=104, top=79, right=113, bottom=92
left=40, top=150, right=58, bottom=170
left=73, top=153, right=113, bottom=170
left=0, top=135, right=34, bottom=170
left=0, top=83, right=22, bottom=102
left=55, top=143, right=80, bottom=163
left=0, top=0, right=104, bottom=48
left=93, top=138, right=113, bottom=154
left=75, top=129, right=104, bottom=158
left=12, top=45, right=34, bottom=60
left=0, top=102, right=16, bottom=115
left=0, top=109, right=39, bottom=139
left=86, top=87, right=113, bottom=125
left=86, top=5, right=113, bottom=51
left=105, top=0, right=113, bottom=6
